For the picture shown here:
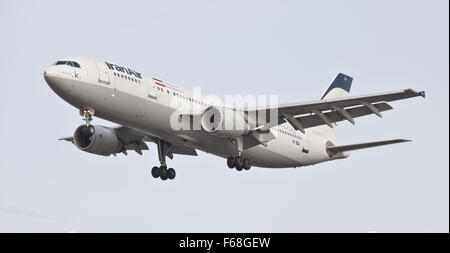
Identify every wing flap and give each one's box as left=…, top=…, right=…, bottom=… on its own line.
left=242, top=129, right=276, bottom=150
left=296, top=102, right=393, bottom=129
left=113, top=126, right=149, bottom=155
left=171, top=145, right=198, bottom=156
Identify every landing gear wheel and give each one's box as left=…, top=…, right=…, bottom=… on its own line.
left=227, top=157, right=236, bottom=169
left=167, top=168, right=176, bottom=180
left=243, top=159, right=251, bottom=170
left=159, top=166, right=168, bottom=181
left=235, top=156, right=243, bottom=171
left=151, top=166, right=160, bottom=178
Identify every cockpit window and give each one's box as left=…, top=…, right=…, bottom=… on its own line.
left=55, top=61, right=81, bottom=68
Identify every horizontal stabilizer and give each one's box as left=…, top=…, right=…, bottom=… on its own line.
left=327, top=139, right=411, bottom=156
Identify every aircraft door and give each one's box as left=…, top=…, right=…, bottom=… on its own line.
left=96, top=61, right=110, bottom=84
left=302, top=138, right=310, bottom=154
left=146, top=78, right=157, bottom=99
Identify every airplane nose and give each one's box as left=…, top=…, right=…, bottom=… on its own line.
left=44, top=66, right=61, bottom=89
left=44, top=66, right=57, bottom=78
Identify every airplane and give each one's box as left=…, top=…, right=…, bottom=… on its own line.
left=44, top=57, right=425, bottom=181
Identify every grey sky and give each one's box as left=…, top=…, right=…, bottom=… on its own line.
left=0, top=0, right=448, bottom=232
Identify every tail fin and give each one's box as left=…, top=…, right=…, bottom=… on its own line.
left=312, top=73, right=353, bottom=142
left=320, top=73, right=353, bottom=100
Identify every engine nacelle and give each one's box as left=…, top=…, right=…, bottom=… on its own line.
left=201, top=106, right=249, bottom=138
left=73, top=125, right=122, bottom=156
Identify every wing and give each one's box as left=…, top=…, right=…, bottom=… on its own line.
left=245, top=89, right=425, bottom=132
left=59, top=126, right=197, bottom=157
left=113, top=126, right=198, bottom=157
left=113, top=126, right=150, bottom=155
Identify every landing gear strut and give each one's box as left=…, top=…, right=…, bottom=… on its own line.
left=227, top=137, right=252, bottom=171
left=80, top=107, right=95, bottom=126
left=79, top=107, right=95, bottom=135
left=151, top=139, right=176, bottom=181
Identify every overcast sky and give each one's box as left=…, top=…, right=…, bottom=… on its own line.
left=0, top=0, right=448, bottom=232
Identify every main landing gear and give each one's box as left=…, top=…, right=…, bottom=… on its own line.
left=227, top=137, right=252, bottom=171
left=151, top=139, right=176, bottom=181
left=151, top=166, right=176, bottom=181
left=227, top=156, right=252, bottom=171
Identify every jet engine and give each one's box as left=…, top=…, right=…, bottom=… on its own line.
left=73, top=125, right=122, bottom=156
left=200, top=106, right=250, bottom=138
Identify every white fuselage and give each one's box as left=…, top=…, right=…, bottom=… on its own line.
left=44, top=57, right=334, bottom=168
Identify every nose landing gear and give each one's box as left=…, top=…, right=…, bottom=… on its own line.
left=78, top=107, right=96, bottom=136
left=80, top=107, right=95, bottom=126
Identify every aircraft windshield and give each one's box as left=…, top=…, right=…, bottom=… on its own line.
left=55, top=61, right=81, bottom=68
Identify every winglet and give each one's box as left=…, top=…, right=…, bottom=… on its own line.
left=405, top=88, right=426, bottom=98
